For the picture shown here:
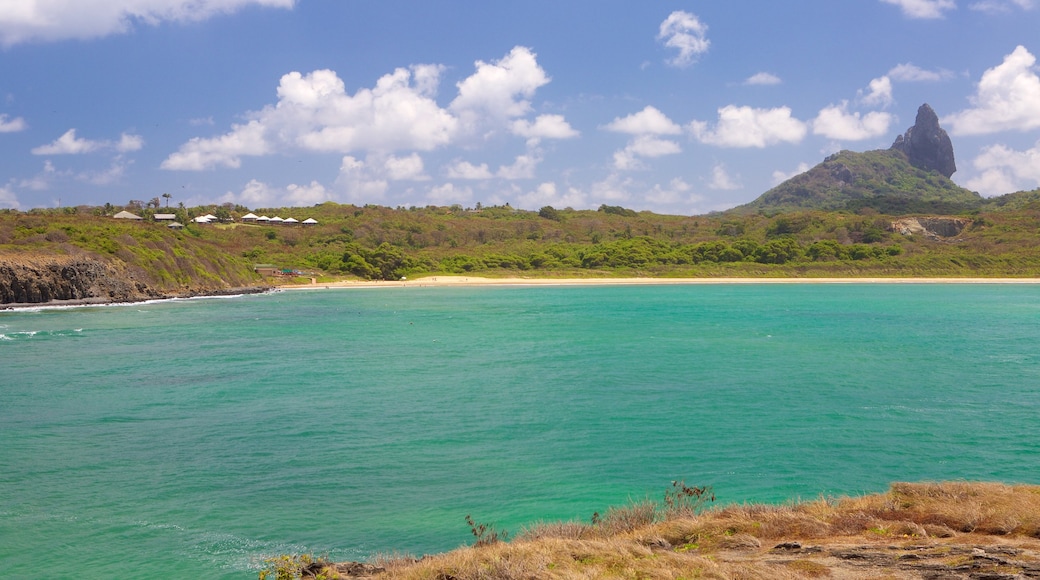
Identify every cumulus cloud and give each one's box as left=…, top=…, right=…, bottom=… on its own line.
left=32, top=129, right=102, bottom=155
left=604, top=106, right=682, bottom=135
left=964, top=140, right=1040, bottom=195
left=689, top=105, right=808, bottom=148
left=164, top=47, right=567, bottom=171
left=497, top=151, right=541, bottom=180
left=0, top=114, right=27, bottom=133
left=880, top=0, right=956, bottom=18
left=162, top=120, right=269, bottom=169
left=31, top=128, right=144, bottom=156
left=772, top=162, right=812, bottom=185
left=427, top=182, right=472, bottom=205
left=888, top=63, right=955, bottom=82
left=285, top=181, right=332, bottom=205
left=657, top=11, right=710, bottom=68
left=612, top=136, right=682, bottom=171
left=969, top=0, right=1035, bottom=12
left=744, top=72, right=782, bottom=86
left=944, top=46, right=1040, bottom=135
left=79, top=158, right=132, bottom=185
left=812, top=102, right=894, bottom=140
left=516, top=181, right=588, bottom=210
left=511, top=114, right=579, bottom=143
left=450, top=46, right=551, bottom=134
left=383, top=153, right=428, bottom=181
left=445, top=160, right=494, bottom=180
left=859, top=76, right=894, bottom=108
left=0, top=184, right=19, bottom=209
left=0, top=0, right=295, bottom=46
left=708, top=164, right=741, bottom=190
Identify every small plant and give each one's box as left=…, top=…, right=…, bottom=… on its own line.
left=257, top=554, right=332, bottom=580
left=663, top=480, right=715, bottom=519
left=465, top=514, right=508, bottom=547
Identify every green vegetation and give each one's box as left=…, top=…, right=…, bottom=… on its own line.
left=5, top=194, right=1040, bottom=295
left=260, top=481, right=1040, bottom=579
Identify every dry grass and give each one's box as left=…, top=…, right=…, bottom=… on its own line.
left=301, top=482, right=1040, bottom=580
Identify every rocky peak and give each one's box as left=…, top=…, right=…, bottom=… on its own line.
left=891, top=103, right=957, bottom=178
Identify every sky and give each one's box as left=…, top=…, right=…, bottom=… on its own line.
left=1, top=1, right=1039, bottom=215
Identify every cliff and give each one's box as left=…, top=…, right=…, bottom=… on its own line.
left=0, top=254, right=157, bottom=304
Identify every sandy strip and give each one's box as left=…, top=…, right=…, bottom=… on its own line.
left=278, top=276, right=1040, bottom=290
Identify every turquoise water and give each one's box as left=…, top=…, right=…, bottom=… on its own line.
left=3, top=284, right=1040, bottom=578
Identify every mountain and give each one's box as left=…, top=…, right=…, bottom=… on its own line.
left=731, top=104, right=983, bottom=215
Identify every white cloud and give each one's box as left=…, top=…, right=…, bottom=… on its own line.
left=32, top=128, right=145, bottom=155
left=164, top=47, right=562, bottom=170
left=944, top=46, right=1040, bottom=135
left=859, top=76, right=894, bottom=108
left=880, top=0, right=956, bottom=18
left=219, top=179, right=281, bottom=207
left=645, top=178, right=702, bottom=209
left=613, top=136, right=681, bottom=170
left=445, top=160, right=494, bottom=180
left=772, top=162, right=812, bottom=185
left=162, top=120, right=269, bottom=169
left=689, top=105, right=808, bottom=148
left=812, top=102, right=894, bottom=140
left=0, top=0, right=295, bottom=46
left=0, top=184, right=19, bottom=209
left=964, top=140, right=1040, bottom=194
left=336, top=156, right=388, bottom=203
left=427, top=182, right=472, bottom=205
left=0, top=114, right=26, bottom=132
left=286, top=181, right=331, bottom=205
left=19, top=160, right=57, bottom=191
left=31, top=129, right=102, bottom=155
left=383, top=153, right=428, bottom=181
left=603, top=106, right=682, bottom=135
left=708, top=164, right=741, bottom=190
left=450, top=46, right=551, bottom=134
left=657, top=10, right=710, bottom=68
left=497, top=151, right=541, bottom=180
left=744, top=72, right=782, bottom=86
left=116, top=133, right=144, bottom=152
left=969, top=0, right=1035, bottom=12
left=511, top=114, right=579, bottom=143
left=888, top=63, right=955, bottom=82
left=516, top=181, right=588, bottom=210
left=79, top=158, right=131, bottom=185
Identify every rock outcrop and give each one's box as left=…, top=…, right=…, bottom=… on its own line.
left=891, top=103, right=957, bottom=178
left=0, top=255, right=158, bottom=305
left=889, top=216, right=971, bottom=239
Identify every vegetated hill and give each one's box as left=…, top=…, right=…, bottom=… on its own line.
left=264, top=481, right=1040, bottom=580
left=729, top=148, right=984, bottom=215
left=6, top=194, right=1040, bottom=303
left=982, top=187, right=1040, bottom=212
left=0, top=211, right=264, bottom=304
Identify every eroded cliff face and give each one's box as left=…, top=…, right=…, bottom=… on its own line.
left=0, top=254, right=159, bottom=304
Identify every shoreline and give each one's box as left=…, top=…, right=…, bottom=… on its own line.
left=276, top=275, right=1040, bottom=290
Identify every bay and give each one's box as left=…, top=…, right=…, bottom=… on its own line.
left=2, top=284, right=1039, bottom=578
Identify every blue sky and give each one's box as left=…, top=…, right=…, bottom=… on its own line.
left=1, top=0, right=1039, bottom=214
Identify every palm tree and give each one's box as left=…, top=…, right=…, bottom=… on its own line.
left=162, top=192, right=171, bottom=208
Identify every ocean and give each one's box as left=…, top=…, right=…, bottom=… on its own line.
left=2, top=283, right=1039, bottom=578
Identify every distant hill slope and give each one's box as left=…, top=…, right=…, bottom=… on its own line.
left=729, top=148, right=984, bottom=215
left=730, top=103, right=988, bottom=216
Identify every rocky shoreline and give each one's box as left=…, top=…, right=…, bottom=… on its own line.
left=0, top=254, right=270, bottom=309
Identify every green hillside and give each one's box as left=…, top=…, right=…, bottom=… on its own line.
left=731, top=149, right=984, bottom=215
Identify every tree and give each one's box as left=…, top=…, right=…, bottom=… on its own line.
left=162, top=193, right=171, bottom=208
left=538, top=205, right=561, bottom=221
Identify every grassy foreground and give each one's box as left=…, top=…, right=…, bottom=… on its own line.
left=263, top=481, right=1040, bottom=580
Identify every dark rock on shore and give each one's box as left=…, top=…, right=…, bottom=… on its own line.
left=0, top=253, right=268, bottom=306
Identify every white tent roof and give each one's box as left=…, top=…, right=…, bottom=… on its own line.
left=302, top=218, right=318, bottom=224
left=283, top=217, right=299, bottom=223
left=192, top=216, right=211, bottom=223
left=257, top=216, right=270, bottom=221
left=269, top=216, right=284, bottom=222
left=241, top=213, right=258, bottom=219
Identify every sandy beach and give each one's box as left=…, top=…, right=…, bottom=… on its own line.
left=278, top=275, right=1040, bottom=290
